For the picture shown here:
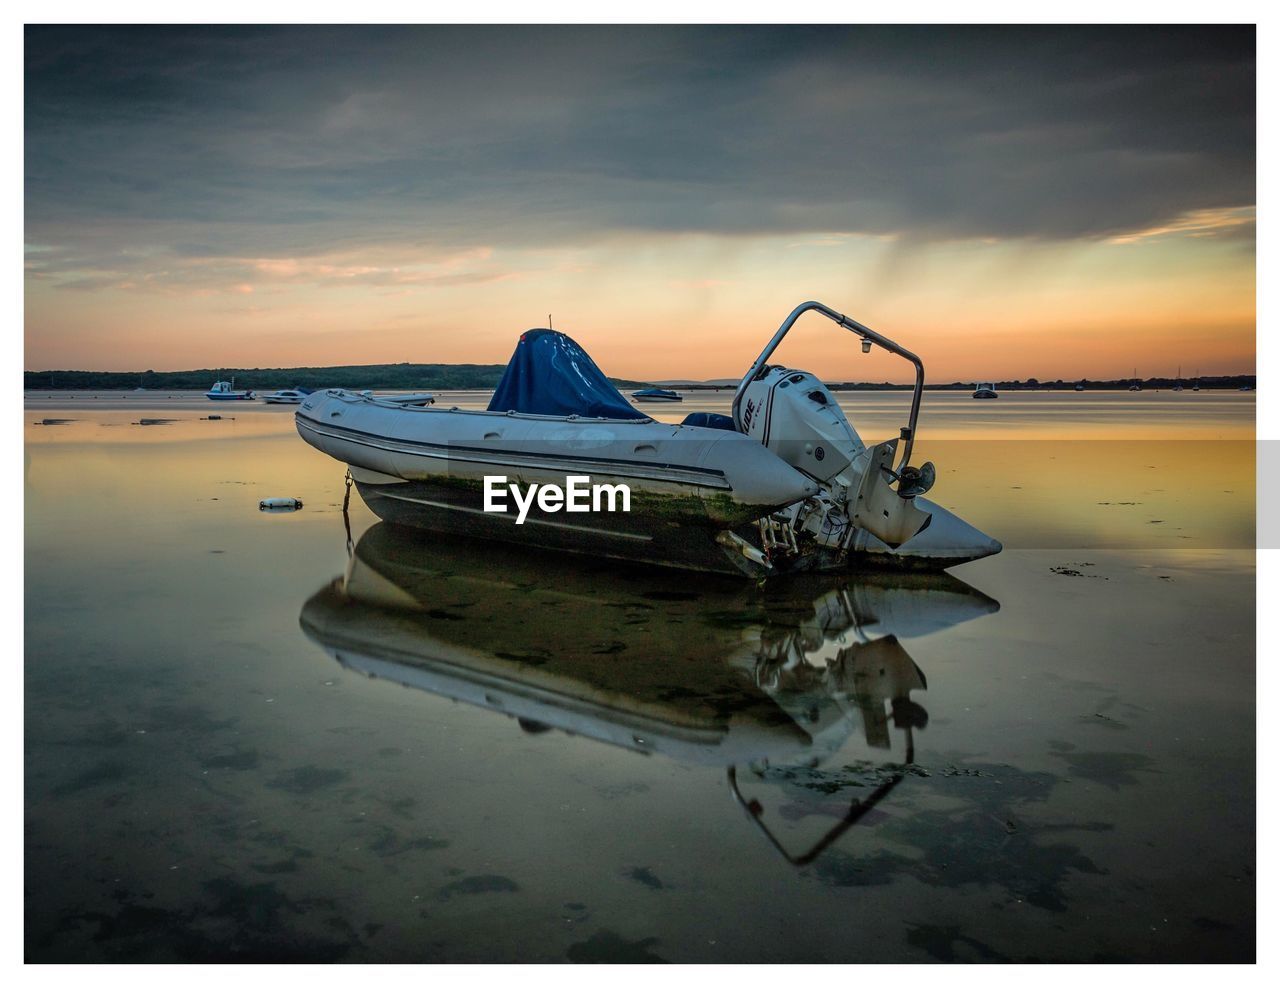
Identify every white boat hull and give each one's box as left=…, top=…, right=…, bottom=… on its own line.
left=297, top=388, right=822, bottom=575
left=296, top=388, right=999, bottom=576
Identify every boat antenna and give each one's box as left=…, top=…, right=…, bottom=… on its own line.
left=548, top=313, right=553, bottom=331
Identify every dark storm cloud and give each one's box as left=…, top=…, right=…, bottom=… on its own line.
left=25, top=25, right=1255, bottom=265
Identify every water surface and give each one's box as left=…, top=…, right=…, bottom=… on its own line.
left=25, top=391, right=1255, bottom=962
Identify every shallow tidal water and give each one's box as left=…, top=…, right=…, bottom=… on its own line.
left=25, top=390, right=1255, bottom=962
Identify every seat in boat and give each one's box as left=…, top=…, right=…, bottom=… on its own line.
left=488, top=329, right=648, bottom=420
left=680, top=412, right=737, bottom=431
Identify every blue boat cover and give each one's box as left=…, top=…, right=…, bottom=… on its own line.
left=487, top=329, right=648, bottom=420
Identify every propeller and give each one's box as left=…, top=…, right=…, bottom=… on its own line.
left=895, top=461, right=936, bottom=499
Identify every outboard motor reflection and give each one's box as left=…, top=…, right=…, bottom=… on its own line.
left=300, top=523, right=999, bottom=863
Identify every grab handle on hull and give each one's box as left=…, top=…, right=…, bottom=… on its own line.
left=732, top=301, right=925, bottom=471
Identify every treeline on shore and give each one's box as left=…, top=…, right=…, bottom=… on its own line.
left=24, top=363, right=508, bottom=392
left=24, top=363, right=599, bottom=392
left=823, top=375, right=1258, bottom=391
left=24, top=366, right=1256, bottom=392
left=662, top=375, right=1258, bottom=391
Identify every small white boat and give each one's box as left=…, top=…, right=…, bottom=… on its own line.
left=1172, top=366, right=1184, bottom=392
left=1128, top=368, right=1141, bottom=392
left=296, top=301, right=1001, bottom=577
left=206, top=379, right=255, bottom=401
left=263, top=388, right=313, bottom=405
left=1074, top=381, right=1086, bottom=392
left=631, top=388, right=683, bottom=403
left=972, top=382, right=998, bottom=399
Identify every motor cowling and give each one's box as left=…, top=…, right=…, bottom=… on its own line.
left=738, top=368, right=865, bottom=483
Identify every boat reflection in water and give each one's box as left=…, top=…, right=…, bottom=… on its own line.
left=299, top=523, right=999, bottom=863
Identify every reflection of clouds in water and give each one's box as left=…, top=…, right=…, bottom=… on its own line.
left=1050, top=745, right=1159, bottom=791
left=809, top=760, right=1110, bottom=916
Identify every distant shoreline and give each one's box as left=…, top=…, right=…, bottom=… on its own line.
left=23, top=381, right=1258, bottom=394
left=23, top=367, right=1258, bottom=394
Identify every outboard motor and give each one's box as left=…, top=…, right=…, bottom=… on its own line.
left=728, top=302, right=1000, bottom=567
left=738, top=364, right=931, bottom=550
left=738, top=368, right=864, bottom=483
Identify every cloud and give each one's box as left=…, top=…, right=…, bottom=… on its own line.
left=24, top=24, right=1255, bottom=290
left=1106, top=206, right=1256, bottom=245
left=23, top=241, right=519, bottom=296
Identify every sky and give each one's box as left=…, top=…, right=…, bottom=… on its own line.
left=24, top=25, right=1255, bottom=381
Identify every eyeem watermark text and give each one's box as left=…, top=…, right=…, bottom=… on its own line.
left=483, top=475, right=631, bottom=525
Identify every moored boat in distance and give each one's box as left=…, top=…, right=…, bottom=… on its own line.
left=631, top=387, right=683, bottom=402
left=1075, top=381, right=1086, bottom=392
left=295, top=301, right=1001, bottom=578
left=1128, top=368, right=1141, bottom=392
left=263, top=387, right=313, bottom=404
left=972, top=382, right=998, bottom=399
left=206, top=379, right=255, bottom=401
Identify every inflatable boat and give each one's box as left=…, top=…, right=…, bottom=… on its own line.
left=296, top=301, right=1001, bottom=577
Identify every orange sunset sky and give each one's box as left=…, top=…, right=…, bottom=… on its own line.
left=25, top=26, right=1255, bottom=383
